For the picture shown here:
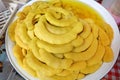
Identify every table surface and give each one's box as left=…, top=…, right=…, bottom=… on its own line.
left=0, top=0, right=120, bottom=80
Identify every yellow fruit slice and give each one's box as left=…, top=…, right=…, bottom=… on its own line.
left=54, top=54, right=64, bottom=58
left=80, top=62, right=102, bottom=74
left=48, top=8, right=62, bottom=19
left=45, top=7, right=75, bottom=27
left=13, top=45, right=24, bottom=67
left=24, top=12, right=35, bottom=30
left=8, top=20, right=17, bottom=41
left=28, top=38, right=41, bottom=60
left=90, top=23, right=99, bottom=38
left=17, top=22, right=31, bottom=44
left=84, top=18, right=99, bottom=38
left=39, top=49, right=73, bottom=69
left=99, top=27, right=110, bottom=46
left=49, top=0, right=62, bottom=7
left=34, top=16, right=83, bottom=44
left=92, top=24, right=99, bottom=38
left=77, top=73, right=85, bottom=79
left=45, top=21, right=72, bottom=34
left=73, top=33, right=93, bottom=52
left=15, top=34, right=28, bottom=50
left=98, top=22, right=114, bottom=42
left=16, top=12, right=26, bottom=20
left=24, top=10, right=43, bottom=30
left=37, top=39, right=73, bottom=53
left=79, top=19, right=91, bottom=38
left=68, top=61, right=86, bottom=71
left=22, top=48, right=27, bottom=56
left=105, top=23, right=114, bottom=42
left=52, top=72, right=78, bottom=80
left=71, top=36, right=84, bottom=47
left=103, top=46, right=114, bottom=62
left=31, top=1, right=49, bottom=10
left=23, top=59, right=37, bottom=77
left=37, top=71, right=78, bottom=80
left=29, top=38, right=73, bottom=69
left=87, top=42, right=105, bottom=66
left=27, top=30, right=35, bottom=39
left=56, top=70, right=71, bottom=76
left=64, top=39, right=98, bottom=61
left=26, top=51, right=62, bottom=76
left=22, top=5, right=32, bottom=15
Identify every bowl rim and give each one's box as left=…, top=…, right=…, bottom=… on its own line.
left=5, top=0, right=120, bottom=80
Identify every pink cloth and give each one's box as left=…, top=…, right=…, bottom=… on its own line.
left=112, top=14, right=120, bottom=25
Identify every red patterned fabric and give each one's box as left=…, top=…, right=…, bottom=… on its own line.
left=102, top=54, right=120, bottom=80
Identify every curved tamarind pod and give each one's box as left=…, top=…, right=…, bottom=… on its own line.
left=64, top=39, right=98, bottom=61
left=8, top=20, right=17, bottom=41
left=13, top=45, right=24, bottom=67
left=23, top=59, right=37, bottom=77
left=17, top=22, right=31, bottom=44
left=68, top=61, right=86, bottom=71
left=45, top=7, right=75, bottom=27
left=103, top=46, right=114, bottom=62
left=87, top=42, right=105, bottom=66
left=73, top=33, right=93, bottom=52
left=99, top=27, right=110, bottom=46
left=79, top=19, right=91, bottom=38
left=37, top=39, right=73, bottom=53
left=80, top=61, right=102, bottom=74
left=71, top=36, right=84, bottom=47
left=45, top=21, right=72, bottom=34
left=26, top=51, right=62, bottom=76
left=39, top=49, right=73, bottom=69
left=34, top=16, right=83, bottom=44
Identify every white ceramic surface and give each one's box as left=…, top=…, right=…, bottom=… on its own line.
left=5, top=0, right=120, bottom=80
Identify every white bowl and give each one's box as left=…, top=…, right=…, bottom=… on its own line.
left=5, top=0, right=120, bottom=80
